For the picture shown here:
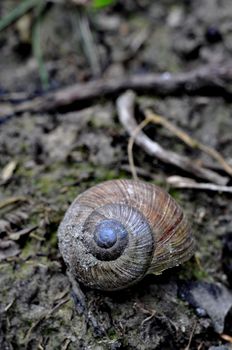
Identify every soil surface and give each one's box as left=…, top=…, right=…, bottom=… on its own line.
left=1, top=1, right=232, bottom=349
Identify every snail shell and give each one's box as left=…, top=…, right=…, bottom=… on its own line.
left=58, top=180, right=195, bottom=291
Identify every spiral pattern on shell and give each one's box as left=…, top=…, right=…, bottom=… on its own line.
left=58, top=180, right=195, bottom=290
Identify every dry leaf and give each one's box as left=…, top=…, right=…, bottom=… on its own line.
left=1, top=160, right=17, bottom=183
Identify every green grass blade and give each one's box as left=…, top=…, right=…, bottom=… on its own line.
left=0, top=0, right=38, bottom=32
left=92, top=0, right=115, bottom=9
left=32, top=1, right=49, bottom=89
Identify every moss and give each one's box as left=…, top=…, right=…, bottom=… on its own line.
left=20, top=239, right=37, bottom=260
left=95, top=167, right=121, bottom=181
left=179, top=259, right=210, bottom=281
left=15, top=259, right=38, bottom=279
left=107, top=327, right=119, bottom=341
left=151, top=177, right=167, bottom=188
left=35, top=174, right=56, bottom=195
left=48, top=231, right=58, bottom=249
left=168, top=188, right=183, bottom=201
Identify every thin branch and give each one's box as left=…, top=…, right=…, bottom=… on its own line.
left=128, top=117, right=151, bottom=181
left=167, top=176, right=232, bottom=193
left=184, top=321, right=197, bottom=350
left=220, top=334, right=232, bottom=343
left=0, top=196, right=28, bottom=210
left=116, top=90, right=229, bottom=185
left=144, top=109, right=232, bottom=178
left=1, top=64, right=232, bottom=119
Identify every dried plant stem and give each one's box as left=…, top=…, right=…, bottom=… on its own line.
left=184, top=320, right=197, bottom=350
left=220, top=333, right=232, bottom=343
left=145, top=109, right=232, bottom=178
left=128, top=118, right=151, bottom=180
left=167, top=176, right=232, bottom=193
left=117, top=90, right=229, bottom=185
left=0, top=196, right=28, bottom=210
left=2, top=64, right=232, bottom=120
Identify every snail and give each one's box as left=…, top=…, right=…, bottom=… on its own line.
left=58, top=179, right=195, bottom=291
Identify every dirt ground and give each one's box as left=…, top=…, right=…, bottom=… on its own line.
left=1, top=1, right=232, bottom=349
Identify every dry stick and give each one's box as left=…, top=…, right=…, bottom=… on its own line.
left=116, top=91, right=228, bottom=186
left=184, top=320, right=197, bottom=350
left=145, top=109, right=232, bottom=178
left=167, top=176, right=232, bottom=193
left=127, top=117, right=151, bottom=181
left=220, top=333, right=232, bottom=343
left=0, top=196, right=28, bottom=210
left=1, top=63, right=232, bottom=119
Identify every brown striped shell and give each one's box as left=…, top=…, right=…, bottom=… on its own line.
left=58, top=179, right=195, bottom=290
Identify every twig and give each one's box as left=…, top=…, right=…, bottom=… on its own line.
left=0, top=196, right=28, bottom=210
left=167, top=176, right=232, bottom=193
left=9, top=225, right=38, bottom=241
left=1, top=64, right=232, bottom=119
left=120, top=164, right=157, bottom=180
left=184, top=320, right=197, bottom=350
left=4, top=299, right=15, bottom=312
left=141, top=311, right=156, bottom=325
left=134, top=301, right=156, bottom=326
left=145, top=109, right=232, bottom=178
left=61, top=339, right=72, bottom=350
left=116, top=90, right=228, bottom=186
left=220, top=333, right=232, bottom=343
left=127, top=117, right=151, bottom=180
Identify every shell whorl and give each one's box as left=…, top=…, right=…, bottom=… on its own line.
left=58, top=180, right=194, bottom=290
